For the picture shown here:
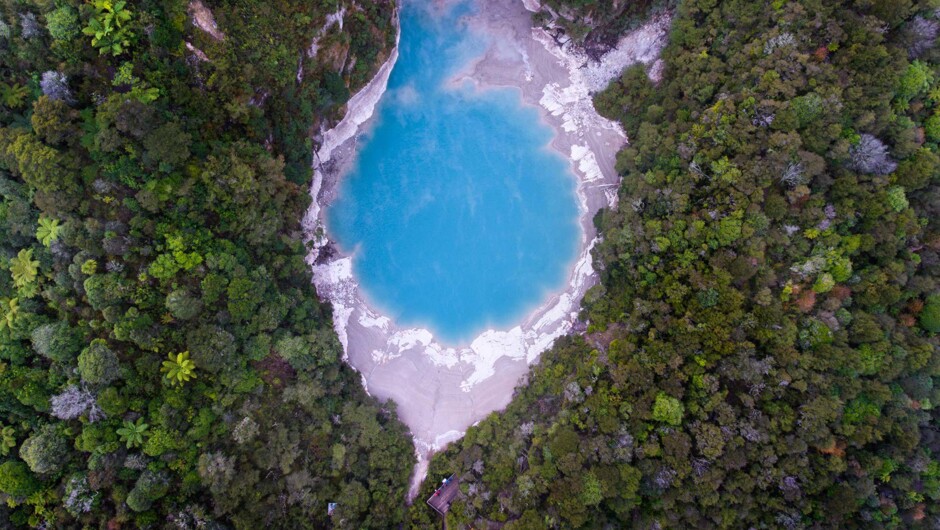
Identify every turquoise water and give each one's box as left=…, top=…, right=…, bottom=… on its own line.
left=327, top=0, right=579, bottom=344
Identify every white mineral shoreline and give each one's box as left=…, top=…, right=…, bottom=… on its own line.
left=303, top=0, right=671, bottom=500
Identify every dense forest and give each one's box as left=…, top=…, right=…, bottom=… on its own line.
left=0, top=0, right=414, bottom=527
left=414, top=0, right=940, bottom=528
left=3, top=0, right=940, bottom=528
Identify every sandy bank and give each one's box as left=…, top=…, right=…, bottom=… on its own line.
left=188, top=0, right=224, bottom=41
left=303, top=0, right=671, bottom=499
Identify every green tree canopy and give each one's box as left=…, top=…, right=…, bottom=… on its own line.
left=77, top=339, right=121, bottom=385
left=652, top=393, right=685, bottom=426
left=19, top=424, right=68, bottom=475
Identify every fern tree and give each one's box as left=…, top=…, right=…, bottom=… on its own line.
left=82, top=0, right=134, bottom=56
left=160, top=352, right=196, bottom=386
left=116, top=419, right=148, bottom=449
left=9, top=248, right=39, bottom=288
left=36, top=218, right=62, bottom=247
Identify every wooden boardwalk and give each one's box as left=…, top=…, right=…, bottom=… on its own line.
left=427, top=475, right=459, bottom=516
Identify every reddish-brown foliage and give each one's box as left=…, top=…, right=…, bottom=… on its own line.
left=252, top=353, right=296, bottom=388
left=830, top=285, right=852, bottom=301
left=818, top=439, right=846, bottom=458
left=797, top=289, right=816, bottom=312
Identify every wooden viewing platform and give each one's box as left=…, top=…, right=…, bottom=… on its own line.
left=427, top=474, right=459, bottom=516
